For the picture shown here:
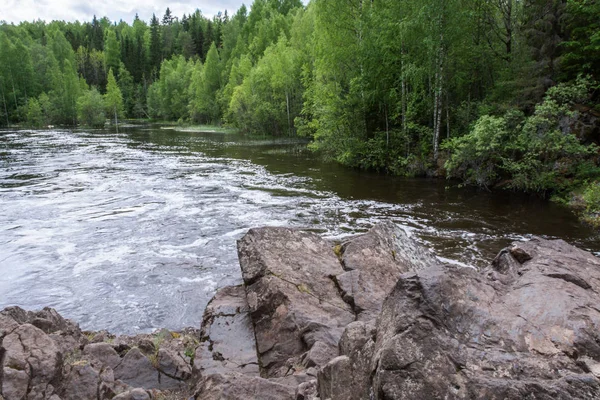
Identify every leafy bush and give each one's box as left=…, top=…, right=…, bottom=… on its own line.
left=582, top=181, right=600, bottom=227
left=445, top=78, right=599, bottom=195
left=77, top=88, right=106, bottom=128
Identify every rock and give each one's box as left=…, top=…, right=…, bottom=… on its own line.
left=238, top=227, right=354, bottom=378
left=60, top=362, right=101, bottom=400
left=112, top=388, right=151, bottom=400
left=336, top=222, right=439, bottom=321
left=193, top=372, right=295, bottom=400
left=157, top=348, right=191, bottom=381
left=302, top=341, right=338, bottom=368
left=194, top=285, right=259, bottom=377
left=2, top=323, right=62, bottom=400
left=83, top=342, right=122, bottom=370
left=318, top=356, right=354, bottom=400
left=295, top=379, right=318, bottom=400
left=325, top=237, right=600, bottom=399
left=113, top=347, right=184, bottom=391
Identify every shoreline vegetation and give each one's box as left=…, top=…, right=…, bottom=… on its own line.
left=1, top=0, right=599, bottom=226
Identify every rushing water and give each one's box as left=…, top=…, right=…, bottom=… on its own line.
left=1, top=126, right=598, bottom=334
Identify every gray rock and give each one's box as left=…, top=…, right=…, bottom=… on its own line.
left=60, top=362, right=101, bottom=400
left=112, top=388, right=150, bottom=400
left=113, top=347, right=184, bottom=391
left=193, top=372, right=295, bottom=400
left=337, top=222, right=439, bottom=321
left=318, top=356, right=354, bottom=400
left=2, top=323, right=62, bottom=400
left=83, top=342, right=122, bottom=370
left=326, top=237, right=600, bottom=399
left=194, top=285, right=259, bottom=377
left=302, top=341, right=338, bottom=368
left=157, top=348, right=191, bottom=381
left=238, top=227, right=354, bottom=378
left=295, top=379, right=318, bottom=400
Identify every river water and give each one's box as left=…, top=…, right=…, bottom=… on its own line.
left=1, top=126, right=598, bottom=334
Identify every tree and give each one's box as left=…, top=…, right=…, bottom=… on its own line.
left=77, top=87, right=106, bottom=127
left=190, top=43, right=222, bottom=123
left=26, top=98, right=45, bottom=127
left=105, top=68, right=124, bottom=130
left=104, top=29, right=121, bottom=75
left=163, top=8, right=174, bottom=25
left=149, top=14, right=162, bottom=75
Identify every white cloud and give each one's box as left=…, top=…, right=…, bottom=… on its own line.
left=1, top=0, right=250, bottom=24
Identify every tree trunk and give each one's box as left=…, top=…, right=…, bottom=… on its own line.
left=286, top=90, right=291, bottom=136
left=385, top=105, right=389, bottom=148
left=1, top=88, right=9, bottom=127
left=114, top=107, right=119, bottom=133
left=446, top=91, right=450, bottom=139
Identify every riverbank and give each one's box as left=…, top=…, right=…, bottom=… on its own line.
left=2, top=222, right=600, bottom=399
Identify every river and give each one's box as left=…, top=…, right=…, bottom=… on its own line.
left=1, top=125, right=598, bottom=334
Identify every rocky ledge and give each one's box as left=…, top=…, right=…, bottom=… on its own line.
left=2, top=221, right=600, bottom=399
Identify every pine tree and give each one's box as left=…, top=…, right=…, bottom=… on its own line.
left=150, top=14, right=162, bottom=76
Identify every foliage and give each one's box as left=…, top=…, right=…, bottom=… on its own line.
left=581, top=181, right=600, bottom=227
left=445, top=79, right=599, bottom=195
left=25, top=98, right=45, bottom=127
left=104, top=68, right=124, bottom=123
left=77, top=87, right=106, bottom=127
left=0, top=0, right=599, bottom=209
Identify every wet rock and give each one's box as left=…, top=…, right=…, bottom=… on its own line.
left=337, top=222, right=439, bottom=321
left=194, top=285, right=259, bottom=377
left=326, top=237, right=600, bottom=399
left=238, top=227, right=354, bottom=378
left=193, top=372, right=295, bottom=400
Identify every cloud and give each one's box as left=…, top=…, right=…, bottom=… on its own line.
left=1, top=0, right=251, bottom=24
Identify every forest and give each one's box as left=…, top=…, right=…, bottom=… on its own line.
left=0, top=0, right=599, bottom=224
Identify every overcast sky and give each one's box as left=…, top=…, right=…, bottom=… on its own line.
left=1, top=0, right=260, bottom=24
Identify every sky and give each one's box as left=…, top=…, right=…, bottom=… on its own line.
left=1, top=0, right=254, bottom=24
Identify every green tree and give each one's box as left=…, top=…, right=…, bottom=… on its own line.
left=189, top=43, right=222, bottom=123
left=26, top=98, right=45, bottom=127
left=104, top=68, right=124, bottom=129
left=104, top=29, right=121, bottom=75
left=77, top=87, right=106, bottom=127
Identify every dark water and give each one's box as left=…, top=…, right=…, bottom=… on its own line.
left=1, top=126, right=598, bottom=334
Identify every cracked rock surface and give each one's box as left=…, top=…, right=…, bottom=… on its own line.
left=4, top=223, right=600, bottom=400
left=322, top=237, right=600, bottom=399
left=0, top=308, right=198, bottom=399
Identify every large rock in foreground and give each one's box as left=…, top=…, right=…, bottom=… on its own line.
left=237, top=227, right=355, bottom=378
left=323, top=237, right=600, bottom=399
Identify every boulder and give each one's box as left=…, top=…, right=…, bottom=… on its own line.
left=336, top=222, right=439, bottom=321
left=113, top=347, right=185, bottom=391
left=194, top=285, right=259, bottom=377
left=193, top=372, right=295, bottom=400
left=83, top=343, right=121, bottom=370
left=2, top=323, right=62, bottom=400
left=238, top=227, right=355, bottom=378
left=321, top=237, right=600, bottom=399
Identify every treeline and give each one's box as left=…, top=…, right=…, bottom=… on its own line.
left=1, top=0, right=600, bottom=222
